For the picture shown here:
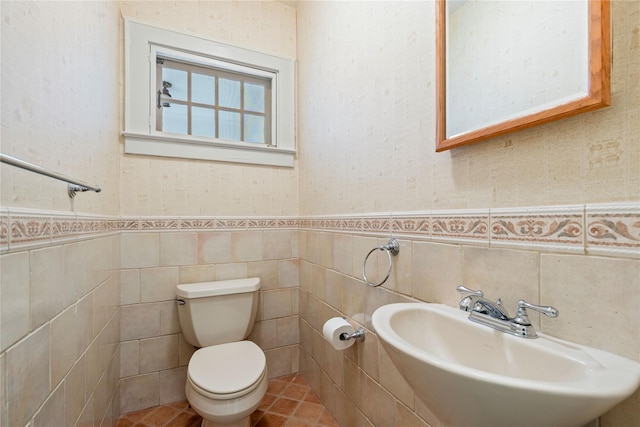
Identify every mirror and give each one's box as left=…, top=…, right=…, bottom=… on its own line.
left=436, top=0, right=610, bottom=152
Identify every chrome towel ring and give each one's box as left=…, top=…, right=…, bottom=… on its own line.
left=362, top=238, right=400, bottom=287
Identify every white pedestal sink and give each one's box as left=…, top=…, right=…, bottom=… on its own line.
left=371, top=303, right=640, bottom=427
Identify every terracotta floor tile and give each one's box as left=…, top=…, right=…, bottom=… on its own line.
left=266, top=379, right=290, bottom=395
left=269, top=397, right=300, bottom=416
left=282, top=384, right=308, bottom=401
left=251, top=408, right=266, bottom=425
left=169, top=401, right=191, bottom=410
left=169, top=411, right=203, bottom=427
left=255, top=412, right=289, bottom=427
left=124, top=408, right=153, bottom=421
left=259, top=393, right=277, bottom=410
left=284, top=419, right=313, bottom=427
left=143, top=406, right=181, bottom=426
left=303, top=392, right=322, bottom=405
left=116, top=375, right=338, bottom=427
left=277, top=373, right=298, bottom=383
left=293, top=402, right=324, bottom=423
left=291, top=375, right=308, bottom=386
left=115, top=419, right=137, bottom=427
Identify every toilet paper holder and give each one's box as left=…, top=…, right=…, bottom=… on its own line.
left=339, top=327, right=365, bottom=342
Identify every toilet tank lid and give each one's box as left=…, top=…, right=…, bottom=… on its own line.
left=176, top=277, right=261, bottom=298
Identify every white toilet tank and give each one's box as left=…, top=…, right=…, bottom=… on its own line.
left=176, top=277, right=261, bottom=348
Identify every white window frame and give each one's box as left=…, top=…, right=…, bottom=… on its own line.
left=123, top=19, right=296, bottom=167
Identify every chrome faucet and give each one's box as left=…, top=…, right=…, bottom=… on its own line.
left=456, top=285, right=559, bottom=339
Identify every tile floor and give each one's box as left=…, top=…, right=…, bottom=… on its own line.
left=116, top=374, right=340, bottom=427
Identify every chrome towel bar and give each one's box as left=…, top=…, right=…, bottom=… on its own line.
left=1, top=153, right=102, bottom=198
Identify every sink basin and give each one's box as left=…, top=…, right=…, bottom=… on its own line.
left=371, top=303, right=640, bottom=427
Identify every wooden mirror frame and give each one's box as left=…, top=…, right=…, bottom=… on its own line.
left=436, top=0, right=611, bottom=152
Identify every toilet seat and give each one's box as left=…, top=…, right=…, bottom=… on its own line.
left=188, top=341, right=266, bottom=400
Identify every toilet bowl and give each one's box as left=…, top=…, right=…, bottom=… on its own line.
left=185, top=341, right=267, bottom=427
left=175, top=278, right=267, bottom=427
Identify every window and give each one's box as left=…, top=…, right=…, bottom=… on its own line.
left=156, top=56, right=272, bottom=144
left=124, top=19, right=295, bottom=167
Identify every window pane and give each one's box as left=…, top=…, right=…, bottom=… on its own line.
left=244, top=114, right=265, bottom=143
left=192, top=73, right=215, bottom=105
left=219, top=111, right=241, bottom=141
left=244, top=83, right=265, bottom=113
left=162, top=103, right=188, bottom=134
left=219, top=78, right=241, bottom=109
left=162, top=68, right=188, bottom=101
left=192, top=107, right=215, bottom=138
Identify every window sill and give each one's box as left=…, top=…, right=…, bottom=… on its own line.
left=123, top=132, right=295, bottom=167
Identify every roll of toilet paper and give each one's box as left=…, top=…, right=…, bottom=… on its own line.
left=323, top=317, right=355, bottom=350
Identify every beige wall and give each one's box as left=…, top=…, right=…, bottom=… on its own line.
left=1, top=0, right=299, bottom=218
left=118, top=0, right=299, bottom=216
left=296, top=0, right=639, bottom=215
left=1, top=1, right=121, bottom=215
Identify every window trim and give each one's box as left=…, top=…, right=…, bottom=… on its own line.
left=123, top=18, right=295, bottom=167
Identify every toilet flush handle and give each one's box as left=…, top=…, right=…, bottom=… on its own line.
left=176, top=298, right=186, bottom=305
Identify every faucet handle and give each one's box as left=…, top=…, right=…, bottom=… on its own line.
left=456, top=285, right=484, bottom=298
left=456, top=286, right=484, bottom=312
left=518, top=300, right=559, bottom=317
left=513, top=299, right=559, bottom=325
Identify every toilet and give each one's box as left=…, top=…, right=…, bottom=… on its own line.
left=175, top=277, right=267, bottom=427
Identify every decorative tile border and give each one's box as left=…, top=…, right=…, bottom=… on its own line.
left=362, top=214, right=392, bottom=234
left=431, top=210, right=490, bottom=244
left=179, top=217, right=217, bottom=231
left=77, top=215, right=110, bottom=236
left=299, top=205, right=637, bottom=258
left=216, top=217, right=248, bottom=230
left=117, top=217, right=141, bottom=231
left=391, top=213, right=431, bottom=238
left=0, top=208, right=121, bottom=253
left=586, top=203, right=640, bottom=258
left=277, top=217, right=301, bottom=229
left=247, top=217, right=277, bottom=229
left=8, top=212, right=53, bottom=250
left=1, top=203, right=638, bottom=258
left=490, top=205, right=584, bottom=253
left=51, top=214, right=77, bottom=239
left=340, top=216, right=363, bottom=232
left=0, top=208, right=9, bottom=252
left=140, top=217, right=180, bottom=231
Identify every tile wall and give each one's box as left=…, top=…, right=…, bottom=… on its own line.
left=1, top=203, right=638, bottom=426
left=0, top=209, right=121, bottom=427
left=296, top=204, right=640, bottom=427
left=0, top=210, right=303, bottom=421
left=117, top=225, right=301, bottom=413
